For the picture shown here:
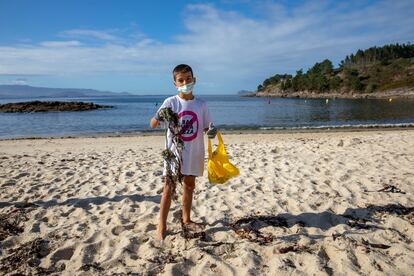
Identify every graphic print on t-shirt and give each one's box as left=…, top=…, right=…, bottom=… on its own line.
left=179, top=110, right=198, bottom=141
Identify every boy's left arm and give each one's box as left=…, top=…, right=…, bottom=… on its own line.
left=205, top=122, right=217, bottom=139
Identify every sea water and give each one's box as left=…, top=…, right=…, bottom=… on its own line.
left=1, top=95, right=414, bottom=139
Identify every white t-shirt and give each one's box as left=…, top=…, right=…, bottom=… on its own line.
left=157, top=95, right=212, bottom=176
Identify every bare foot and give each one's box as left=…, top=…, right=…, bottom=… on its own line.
left=156, top=226, right=166, bottom=240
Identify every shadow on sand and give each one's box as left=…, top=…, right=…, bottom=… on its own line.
left=0, top=193, right=161, bottom=210
left=203, top=203, right=414, bottom=245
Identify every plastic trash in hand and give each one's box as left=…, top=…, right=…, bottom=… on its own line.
left=206, top=122, right=217, bottom=139
left=207, top=130, right=239, bottom=184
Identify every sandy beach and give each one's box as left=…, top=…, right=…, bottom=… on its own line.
left=0, top=129, right=413, bottom=275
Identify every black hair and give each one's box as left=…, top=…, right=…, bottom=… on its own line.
left=172, top=64, right=193, bottom=80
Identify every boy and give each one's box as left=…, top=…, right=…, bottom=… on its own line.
left=149, top=64, right=216, bottom=240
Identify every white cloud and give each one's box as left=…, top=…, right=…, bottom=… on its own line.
left=0, top=1, right=413, bottom=93
left=40, top=40, right=82, bottom=47
left=60, top=29, right=118, bottom=41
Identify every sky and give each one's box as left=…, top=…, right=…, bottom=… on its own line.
left=0, top=0, right=413, bottom=95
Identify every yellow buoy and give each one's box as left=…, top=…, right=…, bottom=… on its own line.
left=389, top=98, right=392, bottom=102
left=326, top=99, right=329, bottom=104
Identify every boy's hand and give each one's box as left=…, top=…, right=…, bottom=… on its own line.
left=154, top=110, right=161, bottom=121
left=206, top=122, right=217, bottom=139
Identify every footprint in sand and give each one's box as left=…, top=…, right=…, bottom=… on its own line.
left=1, top=180, right=16, bottom=187
left=14, top=172, right=30, bottom=179
left=111, top=225, right=125, bottom=236
left=51, top=246, right=75, bottom=263
left=339, top=174, right=350, bottom=181
left=144, top=223, right=157, bottom=232
left=125, top=171, right=135, bottom=177
left=81, top=242, right=101, bottom=264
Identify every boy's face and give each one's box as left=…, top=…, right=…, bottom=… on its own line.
left=174, top=71, right=195, bottom=88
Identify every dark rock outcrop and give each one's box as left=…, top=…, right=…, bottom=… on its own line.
left=0, top=101, right=113, bottom=113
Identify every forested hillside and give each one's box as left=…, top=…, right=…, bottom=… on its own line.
left=256, top=43, right=414, bottom=98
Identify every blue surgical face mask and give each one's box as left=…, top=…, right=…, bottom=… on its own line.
left=177, top=82, right=194, bottom=94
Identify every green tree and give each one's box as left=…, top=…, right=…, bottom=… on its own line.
left=329, top=76, right=341, bottom=90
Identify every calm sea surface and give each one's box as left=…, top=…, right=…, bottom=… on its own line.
left=1, top=95, right=414, bottom=139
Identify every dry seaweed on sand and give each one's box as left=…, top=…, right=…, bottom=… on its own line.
left=146, top=251, right=182, bottom=275
left=158, top=107, right=184, bottom=200
left=367, top=203, right=414, bottom=225
left=147, top=251, right=179, bottom=264
left=0, top=238, right=58, bottom=275
left=369, top=203, right=414, bottom=215
left=278, top=244, right=313, bottom=254
left=231, top=215, right=288, bottom=245
left=179, top=214, right=207, bottom=240
left=377, top=185, right=406, bottom=194
left=332, top=232, right=391, bottom=252
left=361, top=238, right=391, bottom=249
left=181, top=225, right=207, bottom=240
left=0, top=206, right=63, bottom=275
left=364, top=184, right=406, bottom=194
left=232, top=227, right=273, bottom=245
left=80, top=262, right=105, bottom=273
left=0, top=207, right=34, bottom=241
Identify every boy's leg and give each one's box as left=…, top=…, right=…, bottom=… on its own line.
left=157, top=178, right=172, bottom=240
left=182, top=175, right=196, bottom=224
left=182, top=175, right=205, bottom=231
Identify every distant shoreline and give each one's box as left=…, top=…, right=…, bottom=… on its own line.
left=2, top=124, right=414, bottom=141
left=247, top=87, right=414, bottom=99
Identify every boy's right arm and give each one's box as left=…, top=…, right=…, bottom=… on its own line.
left=150, top=98, right=170, bottom=128
left=150, top=106, right=163, bottom=128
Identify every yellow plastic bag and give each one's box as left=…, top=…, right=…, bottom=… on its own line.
left=208, top=131, right=239, bottom=184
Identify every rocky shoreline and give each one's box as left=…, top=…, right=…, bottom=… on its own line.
left=249, top=87, right=414, bottom=99
left=0, top=101, right=113, bottom=113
